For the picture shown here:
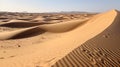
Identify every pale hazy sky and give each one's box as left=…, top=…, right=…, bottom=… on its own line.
left=0, top=0, right=120, bottom=13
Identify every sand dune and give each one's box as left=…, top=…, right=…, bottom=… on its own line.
left=33, top=16, right=45, bottom=21
left=0, top=19, right=87, bottom=40
left=0, top=20, right=30, bottom=26
left=0, top=10, right=120, bottom=67
left=0, top=26, right=39, bottom=40
left=52, top=10, right=120, bottom=67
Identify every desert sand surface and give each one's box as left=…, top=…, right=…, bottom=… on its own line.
left=0, top=10, right=120, bottom=67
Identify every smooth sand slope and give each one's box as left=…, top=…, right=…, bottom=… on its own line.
left=0, top=10, right=119, bottom=67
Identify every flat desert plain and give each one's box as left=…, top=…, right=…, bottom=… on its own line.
left=0, top=10, right=120, bottom=67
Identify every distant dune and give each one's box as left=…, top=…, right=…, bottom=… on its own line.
left=0, top=10, right=119, bottom=67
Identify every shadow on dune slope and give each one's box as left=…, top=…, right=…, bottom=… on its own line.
left=11, top=27, right=45, bottom=39
left=0, top=22, right=50, bottom=28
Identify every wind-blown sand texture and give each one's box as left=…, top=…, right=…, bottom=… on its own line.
left=0, top=10, right=120, bottom=67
